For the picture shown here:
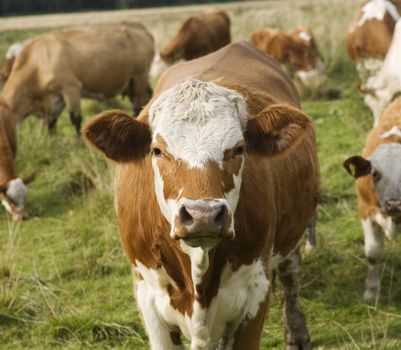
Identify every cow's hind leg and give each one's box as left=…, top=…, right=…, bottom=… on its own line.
left=69, top=111, right=82, bottom=136
left=278, top=249, right=311, bottom=350
left=362, top=218, right=384, bottom=303
left=48, top=116, right=58, bottom=134
left=304, top=210, right=317, bottom=254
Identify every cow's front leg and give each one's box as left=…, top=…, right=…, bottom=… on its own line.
left=62, top=85, right=82, bottom=136
left=231, top=294, right=270, bottom=350
left=69, top=111, right=82, bottom=137
left=278, top=249, right=311, bottom=350
left=135, top=279, right=184, bottom=350
left=361, top=218, right=384, bottom=303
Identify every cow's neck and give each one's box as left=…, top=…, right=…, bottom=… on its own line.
left=0, top=113, right=17, bottom=186
left=3, top=78, right=34, bottom=122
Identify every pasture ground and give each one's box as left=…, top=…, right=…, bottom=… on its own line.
left=0, top=0, right=400, bottom=349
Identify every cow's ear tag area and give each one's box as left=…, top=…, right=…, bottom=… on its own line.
left=343, top=156, right=372, bottom=179
left=82, top=110, right=151, bottom=162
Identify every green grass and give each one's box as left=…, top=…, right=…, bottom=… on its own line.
left=0, top=1, right=401, bottom=349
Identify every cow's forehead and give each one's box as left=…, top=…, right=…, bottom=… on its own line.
left=370, top=143, right=401, bottom=174
left=148, top=80, right=248, bottom=168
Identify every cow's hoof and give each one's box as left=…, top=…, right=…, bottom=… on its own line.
left=286, top=342, right=312, bottom=350
left=363, top=289, right=379, bottom=303
left=304, top=241, right=316, bottom=255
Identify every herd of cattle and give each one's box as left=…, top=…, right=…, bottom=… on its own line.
left=0, top=0, right=400, bottom=349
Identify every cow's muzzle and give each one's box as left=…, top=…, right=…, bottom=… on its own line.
left=384, top=199, right=401, bottom=215
left=174, top=199, right=233, bottom=248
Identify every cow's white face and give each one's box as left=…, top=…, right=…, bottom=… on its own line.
left=148, top=80, right=247, bottom=248
left=1, top=178, right=28, bottom=220
left=344, top=141, right=401, bottom=221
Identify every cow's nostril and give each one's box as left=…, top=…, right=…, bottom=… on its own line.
left=214, top=205, right=227, bottom=226
left=179, top=206, right=194, bottom=226
left=384, top=199, right=401, bottom=212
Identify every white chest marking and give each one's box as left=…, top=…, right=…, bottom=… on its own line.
left=380, top=125, right=401, bottom=139
left=134, top=257, right=269, bottom=348
left=374, top=211, right=400, bottom=239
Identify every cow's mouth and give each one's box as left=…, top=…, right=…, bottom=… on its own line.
left=182, top=235, right=222, bottom=248
left=181, top=231, right=234, bottom=248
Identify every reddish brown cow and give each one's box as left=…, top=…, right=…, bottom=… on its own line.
left=84, top=42, right=319, bottom=349
left=344, top=96, right=401, bottom=302
left=250, top=26, right=324, bottom=86
left=151, top=9, right=231, bottom=77
left=347, top=0, right=400, bottom=79
left=0, top=98, right=35, bottom=220
left=250, top=27, right=317, bottom=71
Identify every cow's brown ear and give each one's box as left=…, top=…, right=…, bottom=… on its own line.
left=343, top=156, right=371, bottom=178
left=22, top=172, right=36, bottom=185
left=82, top=110, right=151, bottom=162
left=245, top=104, right=311, bottom=156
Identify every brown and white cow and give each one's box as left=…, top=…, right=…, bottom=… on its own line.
left=250, top=26, right=324, bottom=87
left=1, top=23, right=154, bottom=135
left=344, top=96, right=401, bottom=302
left=151, top=9, right=231, bottom=77
left=84, top=42, right=319, bottom=349
left=347, top=0, right=400, bottom=80
left=0, top=98, right=35, bottom=220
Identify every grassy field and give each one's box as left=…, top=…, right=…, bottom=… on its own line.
left=0, top=0, right=401, bottom=349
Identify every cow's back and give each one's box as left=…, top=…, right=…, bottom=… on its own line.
left=10, top=23, right=154, bottom=96
left=154, top=42, right=299, bottom=109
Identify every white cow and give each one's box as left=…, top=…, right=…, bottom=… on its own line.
left=364, top=20, right=401, bottom=126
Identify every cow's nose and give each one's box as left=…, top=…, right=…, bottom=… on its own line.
left=384, top=199, right=401, bottom=213
left=177, top=200, right=231, bottom=241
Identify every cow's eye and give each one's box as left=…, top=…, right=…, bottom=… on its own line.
left=152, top=148, right=162, bottom=157
left=233, top=146, right=245, bottom=157
left=371, top=169, right=381, bottom=182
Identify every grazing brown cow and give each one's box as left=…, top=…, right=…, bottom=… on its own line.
left=250, top=26, right=324, bottom=86
left=347, top=0, right=400, bottom=80
left=0, top=98, right=35, bottom=220
left=84, top=42, right=319, bottom=349
left=1, top=23, right=154, bottom=135
left=151, top=9, right=231, bottom=77
left=344, top=96, right=401, bottom=302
